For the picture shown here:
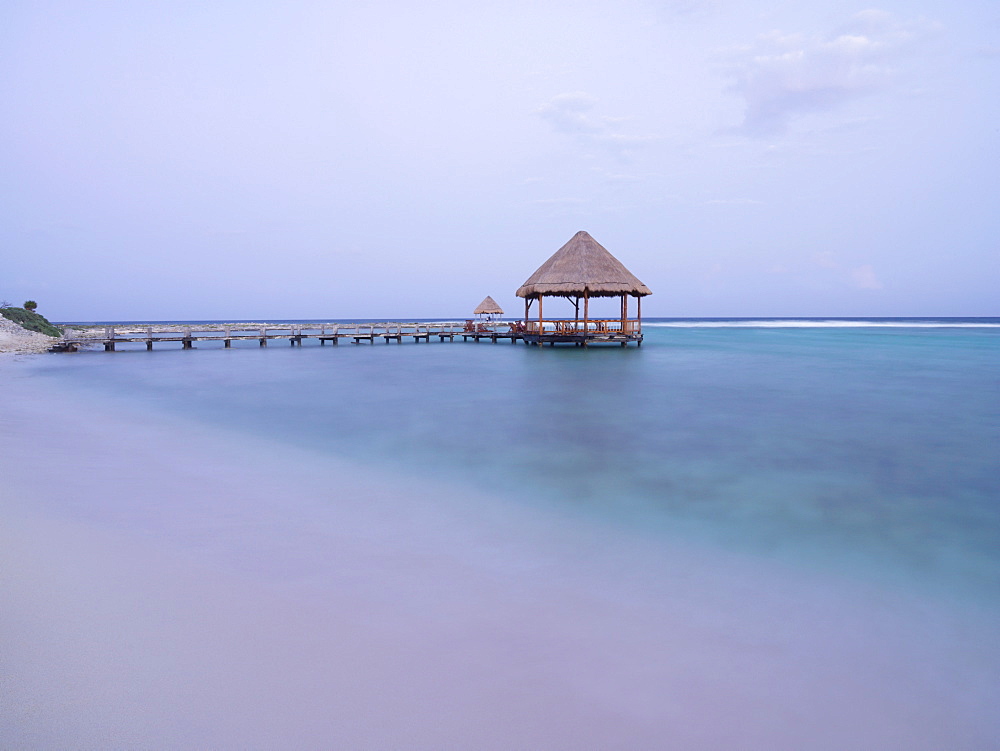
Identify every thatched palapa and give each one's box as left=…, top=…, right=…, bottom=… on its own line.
left=473, top=296, right=504, bottom=315
left=516, top=230, right=651, bottom=299
left=515, top=230, right=650, bottom=346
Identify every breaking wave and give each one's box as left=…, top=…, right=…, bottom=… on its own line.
left=643, top=318, right=1000, bottom=328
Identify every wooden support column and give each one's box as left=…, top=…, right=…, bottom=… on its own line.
left=637, top=295, right=642, bottom=346
left=537, top=295, right=543, bottom=345
left=583, top=289, right=589, bottom=346
left=146, top=341, right=153, bottom=351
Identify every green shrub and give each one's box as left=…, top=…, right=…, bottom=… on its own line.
left=0, top=306, right=62, bottom=337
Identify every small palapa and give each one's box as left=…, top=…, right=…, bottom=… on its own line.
left=473, top=296, right=504, bottom=315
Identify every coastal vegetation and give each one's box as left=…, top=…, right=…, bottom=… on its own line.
left=0, top=303, right=62, bottom=337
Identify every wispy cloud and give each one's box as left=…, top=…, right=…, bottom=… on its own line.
left=532, top=197, right=587, bottom=206
left=536, top=92, right=604, bottom=134
left=703, top=197, right=764, bottom=205
left=727, top=10, right=937, bottom=136
left=649, top=0, right=715, bottom=22
left=812, top=250, right=838, bottom=269
left=536, top=92, right=655, bottom=158
left=852, top=264, right=884, bottom=289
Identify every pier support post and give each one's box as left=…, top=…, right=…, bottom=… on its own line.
left=182, top=339, right=193, bottom=349
left=224, top=339, right=231, bottom=348
left=146, top=341, right=153, bottom=351
left=104, top=342, right=115, bottom=351
left=260, top=339, right=267, bottom=347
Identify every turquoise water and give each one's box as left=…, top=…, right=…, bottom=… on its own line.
left=31, top=320, right=1000, bottom=599
left=6, top=319, right=1000, bottom=747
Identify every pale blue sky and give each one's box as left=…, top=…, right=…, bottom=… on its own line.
left=2, top=0, right=998, bottom=320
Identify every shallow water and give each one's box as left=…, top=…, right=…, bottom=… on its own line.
left=32, top=322, right=1000, bottom=593
left=2, top=320, right=999, bottom=748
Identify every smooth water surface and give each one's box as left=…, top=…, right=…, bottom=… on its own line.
left=32, top=322, right=1000, bottom=596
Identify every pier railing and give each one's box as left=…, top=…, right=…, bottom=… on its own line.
left=58, top=322, right=477, bottom=350
left=78, top=322, right=467, bottom=339
left=523, top=319, right=640, bottom=335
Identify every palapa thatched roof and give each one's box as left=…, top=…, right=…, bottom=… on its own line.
left=515, top=231, right=652, bottom=299
left=473, top=296, right=504, bottom=315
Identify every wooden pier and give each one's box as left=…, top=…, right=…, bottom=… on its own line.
left=52, top=318, right=644, bottom=353
left=51, top=230, right=652, bottom=354
left=53, top=322, right=521, bottom=352
left=461, top=322, right=520, bottom=343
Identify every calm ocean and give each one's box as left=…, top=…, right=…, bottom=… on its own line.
left=3, top=318, right=999, bottom=748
